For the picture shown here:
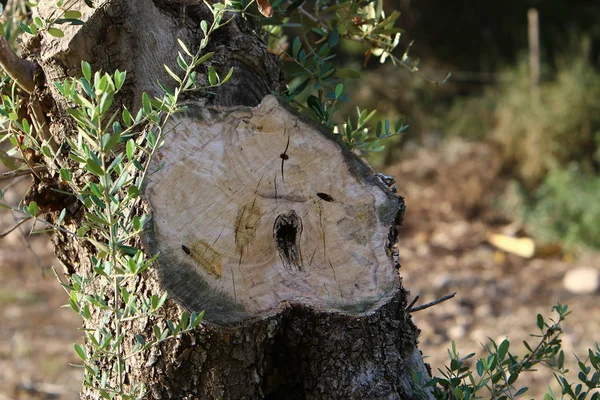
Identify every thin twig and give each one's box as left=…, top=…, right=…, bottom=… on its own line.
left=0, top=165, right=47, bottom=181
left=51, top=265, right=71, bottom=295
left=297, top=6, right=325, bottom=28
left=0, top=217, right=30, bottom=238
left=407, top=292, right=456, bottom=313
left=30, top=99, right=59, bottom=153
left=0, top=34, right=35, bottom=93
left=11, top=209, right=46, bottom=274
left=405, top=295, right=419, bottom=311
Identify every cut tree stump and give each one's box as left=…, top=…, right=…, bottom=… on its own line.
left=144, top=95, right=403, bottom=324
left=20, top=0, right=433, bottom=397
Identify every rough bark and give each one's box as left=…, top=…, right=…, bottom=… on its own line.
left=24, top=0, right=432, bottom=398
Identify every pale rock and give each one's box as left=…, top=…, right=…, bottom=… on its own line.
left=448, top=324, right=467, bottom=340
left=563, top=267, right=600, bottom=294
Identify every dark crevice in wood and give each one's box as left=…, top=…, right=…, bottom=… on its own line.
left=316, top=192, right=335, bottom=202
left=274, top=210, right=303, bottom=273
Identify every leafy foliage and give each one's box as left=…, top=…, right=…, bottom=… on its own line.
left=0, top=1, right=234, bottom=397
left=416, top=304, right=600, bottom=400
left=519, top=166, right=600, bottom=250
left=259, top=0, right=412, bottom=153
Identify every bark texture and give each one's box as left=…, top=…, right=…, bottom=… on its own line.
left=24, top=0, right=432, bottom=398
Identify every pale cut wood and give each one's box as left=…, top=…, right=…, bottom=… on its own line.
left=144, top=95, right=403, bottom=324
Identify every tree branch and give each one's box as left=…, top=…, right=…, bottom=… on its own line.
left=0, top=165, right=47, bottom=181
left=0, top=34, right=35, bottom=93
left=407, top=292, right=457, bottom=313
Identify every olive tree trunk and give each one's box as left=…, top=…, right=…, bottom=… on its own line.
left=19, top=0, right=432, bottom=398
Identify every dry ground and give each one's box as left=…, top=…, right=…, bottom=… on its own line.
left=0, top=197, right=81, bottom=399
left=385, top=139, right=600, bottom=398
left=1, top=139, right=598, bottom=399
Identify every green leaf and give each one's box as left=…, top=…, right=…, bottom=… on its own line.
left=64, top=10, right=82, bottom=19
left=48, top=27, right=65, bottom=37
left=88, top=182, right=103, bottom=199
left=178, top=311, right=189, bottom=332
left=537, top=314, right=544, bottom=330
left=60, top=168, right=72, bottom=181
left=86, top=158, right=105, bottom=176
left=126, top=139, right=135, bottom=161
left=27, top=201, right=39, bottom=217
left=191, top=311, right=205, bottom=328
left=147, top=131, right=157, bottom=148
left=132, top=216, right=141, bottom=231
left=292, top=36, right=301, bottom=58
left=135, top=334, right=146, bottom=346
left=208, top=66, right=218, bottom=86
left=476, top=360, right=484, bottom=376
left=289, top=78, right=309, bottom=98
left=328, top=28, right=339, bottom=47
left=78, top=78, right=95, bottom=98
left=335, top=68, right=361, bottom=79
left=114, top=70, right=126, bottom=91
left=335, top=83, right=343, bottom=99
left=153, top=325, right=162, bottom=341
left=112, top=121, right=122, bottom=134
left=498, top=339, right=510, bottom=361
left=34, top=16, right=44, bottom=29
left=167, top=319, right=175, bottom=333
left=41, top=145, right=53, bottom=158
left=178, top=39, right=193, bottom=57
left=110, top=171, right=129, bottom=196
left=101, top=132, right=120, bottom=153
left=19, top=22, right=33, bottom=34
left=221, top=67, right=234, bottom=85
left=196, top=52, right=215, bottom=65
left=558, top=350, right=565, bottom=369
left=127, top=185, right=139, bottom=198
left=73, top=343, right=87, bottom=361
left=133, top=159, right=144, bottom=171
left=99, top=92, right=114, bottom=115
left=177, top=53, right=189, bottom=71
left=307, top=95, right=325, bottom=120
left=155, top=293, right=167, bottom=310
left=164, top=64, right=182, bottom=83
left=0, top=150, right=17, bottom=170
left=56, top=208, right=67, bottom=225
left=142, top=92, right=152, bottom=115
left=514, top=387, right=528, bottom=396
left=122, top=107, right=133, bottom=127
left=86, top=212, right=108, bottom=226
left=76, top=226, right=89, bottom=237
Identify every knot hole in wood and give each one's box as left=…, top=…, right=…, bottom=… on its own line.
left=274, top=210, right=303, bottom=273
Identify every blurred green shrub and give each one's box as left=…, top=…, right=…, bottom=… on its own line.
left=437, top=55, right=600, bottom=249
left=420, top=303, right=600, bottom=400
left=519, top=165, right=600, bottom=249
left=494, top=59, right=600, bottom=188
left=442, top=88, right=499, bottom=141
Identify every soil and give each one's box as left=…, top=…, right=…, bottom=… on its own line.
left=0, top=177, right=81, bottom=400
left=1, top=139, right=598, bottom=399
left=385, top=139, right=600, bottom=398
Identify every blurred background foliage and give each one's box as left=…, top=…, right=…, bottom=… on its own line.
left=287, top=0, right=600, bottom=251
